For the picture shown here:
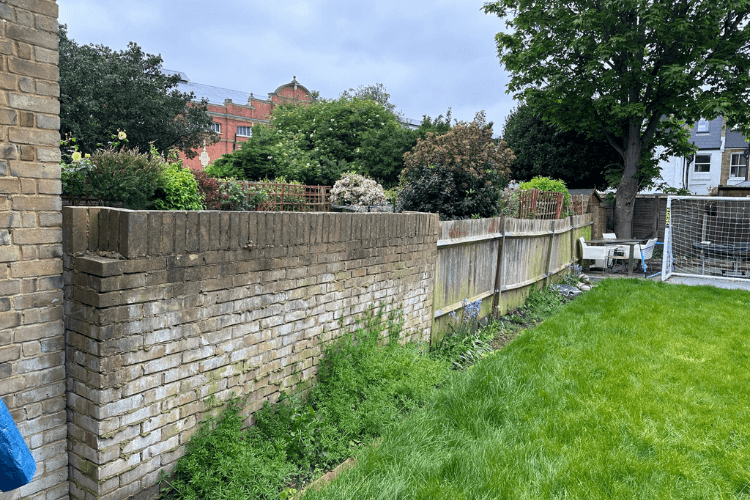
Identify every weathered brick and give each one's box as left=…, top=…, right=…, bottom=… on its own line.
left=35, top=79, right=58, bottom=97
left=0, top=72, right=18, bottom=91
left=10, top=257, right=61, bottom=277
left=13, top=227, right=61, bottom=244
left=8, top=126, right=58, bottom=146
left=0, top=177, right=20, bottom=193
left=35, top=145, right=59, bottom=162
left=0, top=3, right=15, bottom=22
left=0, top=109, right=16, bottom=125
left=36, top=113, right=58, bottom=129
left=118, top=210, right=147, bottom=258
left=12, top=194, right=60, bottom=211
left=5, top=22, right=57, bottom=50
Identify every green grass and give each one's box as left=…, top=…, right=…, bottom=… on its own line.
left=303, top=279, right=750, bottom=499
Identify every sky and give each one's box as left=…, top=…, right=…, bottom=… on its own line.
left=58, top=0, right=517, bottom=134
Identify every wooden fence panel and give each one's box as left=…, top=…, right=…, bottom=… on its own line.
left=432, top=214, right=592, bottom=342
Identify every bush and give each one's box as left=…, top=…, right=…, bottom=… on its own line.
left=191, top=169, right=223, bottom=210
left=204, top=159, right=245, bottom=180
left=398, top=122, right=514, bottom=219
left=518, top=176, right=571, bottom=206
left=218, top=178, right=268, bottom=211
left=153, top=161, right=204, bottom=210
left=68, top=146, right=165, bottom=209
left=330, top=172, right=386, bottom=206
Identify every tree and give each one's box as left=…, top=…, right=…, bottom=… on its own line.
left=484, top=0, right=750, bottom=237
left=503, top=104, right=621, bottom=189
left=212, top=93, right=416, bottom=187
left=58, top=25, right=217, bottom=157
left=340, top=83, right=397, bottom=114
left=398, top=121, right=515, bottom=219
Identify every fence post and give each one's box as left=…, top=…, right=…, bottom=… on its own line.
left=491, top=216, right=506, bottom=317
left=554, top=192, right=564, bottom=219
left=544, top=221, right=556, bottom=287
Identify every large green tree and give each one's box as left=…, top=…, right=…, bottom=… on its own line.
left=59, top=25, right=216, bottom=157
left=484, top=0, right=750, bottom=237
left=212, top=92, right=417, bottom=187
left=503, top=104, right=621, bottom=189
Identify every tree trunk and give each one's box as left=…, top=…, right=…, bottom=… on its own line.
left=614, top=127, right=642, bottom=239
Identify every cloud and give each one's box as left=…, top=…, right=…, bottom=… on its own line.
left=58, top=0, right=518, bottom=131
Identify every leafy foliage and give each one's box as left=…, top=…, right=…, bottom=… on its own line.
left=191, top=170, right=224, bottom=210
left=518, top=176, right=571, bottom=206
left=483, top=0, right=750, bottom=236
left=330, top=173, right=386, bottom=206
left=163, top=306, right=449, bottom=498
left=211, top=92, right=417, bottom=188
left=432, top=300, right=493, bottom=370
left=397, top=121, right=515, bottom=219
left=153, top=157, right=204, bottom=211
left=502, top=104, right=620, bottom=189
left=58, top=25, right=217, bottom=157
left=62, top=146, right=165, bottom=209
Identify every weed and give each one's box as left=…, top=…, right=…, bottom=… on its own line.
left=162, top=306, right=449, bottom=499
left=432, top=299, right=494, bottom=369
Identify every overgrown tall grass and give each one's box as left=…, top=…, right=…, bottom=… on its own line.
left=161, top=307, right=450, bottom=499
left=303, top=279, right=750, bottom=499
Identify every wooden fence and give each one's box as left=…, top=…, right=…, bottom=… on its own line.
left=242, top=181, right=331, bottom=212
left=510, top=189, right=589, bottom=219
left=432, top=213, right=592, bottom=341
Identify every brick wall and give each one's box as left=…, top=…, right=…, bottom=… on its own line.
left=62, top=208, right=437, bottom=500
left=0, top=1, right=67, bottom=499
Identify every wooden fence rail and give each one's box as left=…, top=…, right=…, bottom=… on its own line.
left=432, top=213, right=592, bottom=341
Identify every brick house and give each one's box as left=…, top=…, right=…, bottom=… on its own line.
left=165, top=70, right=313, bottom=170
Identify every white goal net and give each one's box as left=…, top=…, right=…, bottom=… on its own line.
left=663, top=196, right=750, bottom=282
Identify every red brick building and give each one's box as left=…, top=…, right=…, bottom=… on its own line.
left=165, top=70, right=313, bottom=169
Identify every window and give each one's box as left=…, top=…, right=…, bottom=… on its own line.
left=209, top=122, right=221, bottom=134
left=731, top=152, right=748, bottom=178
left=696, top=118, right=709, bottom=133
left=693, top=154, right=711, bottom=173
left=237, top=126, right=252, bottom=137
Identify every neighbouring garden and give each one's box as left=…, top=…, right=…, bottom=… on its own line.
left=159, top=278, right=750, bottom=499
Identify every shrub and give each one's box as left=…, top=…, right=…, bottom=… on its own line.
left=330, top=172, right=386, bottom=206
left=204, top=159, right=244, bottom=180
left=398, top=122, right=514, bottom=219
left=192, top=169, right=223, bottom=210
left=218, top=178, right=268, bottom=211
left=153, top=161, right=204, bottom=210
left=518, top=176, right=571, bottom=206
left=77, top=146, right=165, bottom=209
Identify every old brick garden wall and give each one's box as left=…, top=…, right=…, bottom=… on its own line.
left=0, top=1, right=68, bottom=499
left=62, top=207, right=438, bottom=499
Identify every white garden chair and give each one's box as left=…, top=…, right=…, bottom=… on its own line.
left=578, top=237, right=615, bottom=270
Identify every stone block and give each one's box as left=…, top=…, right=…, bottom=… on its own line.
left=118, top=210, right=147, bottom=258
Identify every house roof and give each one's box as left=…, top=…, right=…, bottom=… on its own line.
left=725, top=129, right=749, bottom=149
left=689, top=117, right=723, bottom=150
left=164, top=69, right=254, bottom=106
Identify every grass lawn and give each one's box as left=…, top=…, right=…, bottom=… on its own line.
left=303, top=279, right=750, bottom=499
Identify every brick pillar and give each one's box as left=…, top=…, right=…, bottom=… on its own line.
left=0, top=1, right=67, bottom=500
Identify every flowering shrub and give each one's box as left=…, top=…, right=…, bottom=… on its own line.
left=330, top=172, right=386, bottom=206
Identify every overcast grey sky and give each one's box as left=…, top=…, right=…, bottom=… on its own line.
left=58, top=0, right=517, bottom=133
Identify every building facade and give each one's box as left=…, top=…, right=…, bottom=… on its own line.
left=651, top=117, right=750, bottom=195
left=165, top=71, right=313, bottom=170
